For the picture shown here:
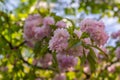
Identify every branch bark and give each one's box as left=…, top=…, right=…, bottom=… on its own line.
left=1, top=34, right=26, bottom=49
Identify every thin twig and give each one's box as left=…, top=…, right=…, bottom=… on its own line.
left=102, top=58, right=119, bottom=71
left=1, top=34, right=13, bottom=49
left=20, top=56, right=58, bottom=72
left=88, top=44, right=108, bottom=58
left=1, top=34, right=26, bottom=49
left=1, top=34, right=58, bottom=72
left=14, top=40, right=27, bottom=49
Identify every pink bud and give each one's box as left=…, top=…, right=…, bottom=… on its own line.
left=107, top=65, right=116, bottom=73
left=74, top=29, right=82, bottom=38
left=83, top=65, right=90, bottom=74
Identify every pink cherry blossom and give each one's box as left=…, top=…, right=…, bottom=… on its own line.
left=32, top=58, right=39, bottom=66
left=39, top=53, right=53, bottom=68
left=56, top=54, right=78, bottom=71
left=34, top=27, right=45, bottom=40
left=80, top=18, right=109, bottom=46
left=56, top=20, right=66, bottom=28
left=34, top=25, right=51, bottom=40
left=43, top=17, right=55, bottom=25
left=83, top=38, right=91, bottom=45
left=25, top=40, right=36, bottom=48
left=111, top=30, right=120, bottom=39
left=24, top=15, right=53, bottom=47
left=24, top=14, right=43, bottom=27
left=23, top=14, right=43, bottom=47
left=115, top=47, right=120, bottom=59
left=90, top=30, right=109, bottom=46
left=24, top=26, right=36, bottom=40
left=74, top=29, right=82, bottom=38
left=107, top=65, right=116, bottom=73
left=83, top=65, right=91, bottom=74
left=65, top=46, right=84, bottom=57
left=49, top=28, right=70, bottom=52
left=54, top=73, right=66, bottom=80
left=80, top=18, right=105, bottom=32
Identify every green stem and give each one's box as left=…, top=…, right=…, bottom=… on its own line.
left=88, top=44, right=108, bottom=58
left=52, top=52, right=60, bottom=73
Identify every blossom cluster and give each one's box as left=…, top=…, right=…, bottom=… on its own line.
left=49, top=28, right=70, bottom=53
left=111, top=30, right=120, bottom=39
left=80, top=18, right=109, bottom=46
left=111, top=30, right=120, bottom=60
left=32, top=53, right=53, bottom=68
left=24, top=14, right=54, bottom=47
left=49, top=28, right=78, bottom=71
left=115, top=47, right=120, bottom=59
left=24, top=15, right=109, bottom=79
left=53, top=73, right=66, bottom=80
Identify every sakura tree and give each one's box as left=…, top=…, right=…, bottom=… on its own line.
left=1, top=0, right=120, bottom=80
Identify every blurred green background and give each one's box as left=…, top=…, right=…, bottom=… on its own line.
left=0, top=0, right=120, bottom=80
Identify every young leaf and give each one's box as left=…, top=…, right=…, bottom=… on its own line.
left=68, top=38, right=80, bottom=48
left=33, top=40, right=42, bottom=54
left=80, top=32, right=89, bottom=39
left=34, top=39, right=48, bottom=57
left=87, top=48, right=97, bottom=72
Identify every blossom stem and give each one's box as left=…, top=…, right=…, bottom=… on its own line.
left=88, top=44, right=108, bottom=58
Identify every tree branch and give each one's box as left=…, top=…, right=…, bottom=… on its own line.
left=1, top=34, right=58, bottom=72
left=102, top=58, right=119, bottom=71
left=20, top=56, right=58, bottom=72
left=14, top=40, right=27, bottom=49
left=1, top=34, right=13, bottom=49
left=1, top=34, right=26, bottom=50
left=87, top=44, right=108, bottom=58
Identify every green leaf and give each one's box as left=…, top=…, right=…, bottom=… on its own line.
left=52, top=52, right=58, bottom=68
left=116, top=41, right=120, bottom=47
left=68, top=38, right=80, bottom=48
left=64, top=8, right=75, bottom=15
left=67, top=26, right=75, bottom=36
left=40, top=44, right=48, bottom=56
left=54, top=15, right=62, bottom=22
left=89, top=47, right=97, bottom=60
left=33, top=40, right=42, bottom=54
left=38, top=8, right=49, bottom=17
left=72, top=41, right=82, bottom=48
left=93, top=45, right=108, bottom=58
left=87, top=47, right=97, bottom=73
left=80, top=32, right=89, bottom=39
left=66, top=18, right=75, bottom=27
left=80, top=52, right=86, bottom=65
